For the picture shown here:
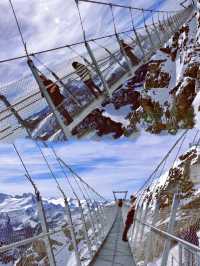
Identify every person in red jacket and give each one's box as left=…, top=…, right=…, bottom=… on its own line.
left=39, top=74, right=73, bottom=125
left=122, top=195, right=137, bottom=242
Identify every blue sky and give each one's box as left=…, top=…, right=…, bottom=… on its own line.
left=0, top=0, right=189, bottom=85
left=0, top=0, right=194, bottom=200
left=0, top=129, right=197, bottom=200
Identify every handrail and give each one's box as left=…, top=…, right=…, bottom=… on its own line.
left=137, top=219, right=200, bottom=253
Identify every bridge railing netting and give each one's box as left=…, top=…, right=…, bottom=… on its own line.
left=122, top=185, right=200, bottom=265
left=0, top=196, right=116, bottom=266
left=0, top=3, right=193, bottom=141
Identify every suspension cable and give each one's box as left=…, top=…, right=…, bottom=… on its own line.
left=48, top=143, right=87, bottom=200
left=46, top=142, right=106, bottom=202
left=135, top=130, right=188, bottom=196
left=58, top=157, right=107, bottom=202
left=192, top=129, right=199, bottom=146
left=78, top=0, right=180, bottom=13
left=75, top=0, right=87, bottom=42
left=92, top=39, right=126, bottom=71
left=13, top=143, right=40, bottom=195
left=1, top=2, right=191, bottom=65
left=172, top=132, right=187, bottom=168
left=0, top=27, right=149, bottom=64
left=8, top=0, right=28, bottom=56
left=34, top=141, right=66, bottom=193
left=150, top=130, right=188, bottom=197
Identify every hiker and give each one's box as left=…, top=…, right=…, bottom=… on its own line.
left=118, top=198, right=123, bottom=207
left=122, top=195, right=137, bottom=242
left=72, top=61, right=101, bottom=98
left=181, top=223, right=199, bottom=266
left=39, top=74, right=73, bottom=125
left=120, top=40, right=140, bottom=66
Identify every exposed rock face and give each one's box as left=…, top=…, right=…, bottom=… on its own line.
left=144, top=60, right=171, bottom=89
left=72, top=109, right=124, bottom=138
left=25, top=9, right=200, bottom=140
left=184, top=62, right=199, bottom=78
left=172, top=77, right=196, bottom=128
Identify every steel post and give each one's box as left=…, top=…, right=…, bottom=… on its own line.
left=139, top=202, right=149, bottom=241
left=64, top=197, right=81, bottom=266
left=28, top=59, right=71, bottom=139
left=78, top=199, right=93, bottom=259
left=133, top=203, right=144, bottom=243
left=179, top=244, right=183, bottom=266
left=161, top=194, right=180, bottom=266
left=145, top=25, right=156, bottom=51
left=85, top=41, right=111, bottom=98
left=36, top=193, right=56, bottom=266
left=144, top=200, right=160, bottom=265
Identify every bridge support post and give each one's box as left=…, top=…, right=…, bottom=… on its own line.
left=133, top=202, right=144, bottom=243
left=177, top=15, right=181, bottom=27
left=170, top=16, right=177, bottom=34
left=86, top=200, right=99, bottom=247
left=85, top=41, right=112, bottom=98
left=162, top=16, right=171, bottom=40
left=178, top=244, right=183, bottom=266
left=129, top=8, right=145, bottom=58
left=130, top=205, right=139, bottom=246
left=144, top=200, right=160, bottom=265
left=139, top=201, right=150, bottom=241
left=94, top=200, right=105, bottom=239
left=115, top=35, right=134, bottom=75
left=27, top=59, right=71, bottom=140
left=0, top=95, right=32, bottom=138
left=78, top=199, right=93, bottom=259
left=161, top=193, right=180, bottom=266
left=167, top=14, right=175, bottom=35
left=144, top=25, right=156, bottom=51
left=171, top=15, right=179, bottom=32
left=96, top=201, right=106, bottom=237
left=176, top=14, right=181, bottom=29
left=152, top=21, right=162, bottom=47
left=64, top=197, right=82, bottom=266
left=36, top=192, right=56, bottom=266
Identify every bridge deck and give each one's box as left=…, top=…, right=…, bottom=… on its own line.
left=90, top=208, right=136, bottom=266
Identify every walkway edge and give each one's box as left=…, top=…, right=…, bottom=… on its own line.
left=88, top=206, right=119, bottom=266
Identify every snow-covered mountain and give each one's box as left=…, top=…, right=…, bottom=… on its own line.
left=0, top=193, right=94, bottom=266
left=0, top=193, right=106, bottom=266
left=133, top=144, right=200, bottom=265
left=24, top=9, right=200, bottom=141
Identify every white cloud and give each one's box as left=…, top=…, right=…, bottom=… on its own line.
left=0, top=129, right=197, bottom=199
left=0, top=0, right=185, bottom=83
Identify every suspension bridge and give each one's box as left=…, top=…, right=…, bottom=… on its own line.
left=1, top=129, right=200, bottom=265
left=0, top=0, right=195, bottom=141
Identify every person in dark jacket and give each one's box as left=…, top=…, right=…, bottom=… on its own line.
left=39, top=74, right=73, bottom=125
left=72, top=61, right=101, bottom=98
left=118, top=198, right=123, bottom=207
left=120, top=40, right=140, bottom=66
left=122, top=195, right=137, bottom=242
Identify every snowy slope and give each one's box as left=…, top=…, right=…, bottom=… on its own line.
left=24, top=10, right=200, bottom=141
left=0, top=193, right=102, bottom=266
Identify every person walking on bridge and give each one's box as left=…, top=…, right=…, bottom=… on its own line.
left=122, top=195, right=137, bottom=242
left=72, top=61, right=101, bottom=98
left=120, top=40, right=140, bottom=66
left=39, top=74, right=73, bottom=125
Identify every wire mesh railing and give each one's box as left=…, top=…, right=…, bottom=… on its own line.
left=0, top=4, right=193, bottom=141
left=0, top=198, right=114, bottom=266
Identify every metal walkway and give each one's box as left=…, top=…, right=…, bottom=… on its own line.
left=90, top=208, right=136, bottom=266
